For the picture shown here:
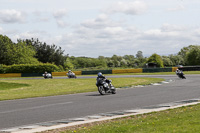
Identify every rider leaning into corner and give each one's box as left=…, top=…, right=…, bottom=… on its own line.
left=67, top=70, right=73, bottom=76
left=97, top=72, right=111, bottom=85
left=175, top=68, right=182, bottom=75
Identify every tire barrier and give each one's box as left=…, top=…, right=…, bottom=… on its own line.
left=21, top=73, right=43, bottom=77
left=179, top=66, right=200, bottom=71
left=172, top=67, right=178, bottom=72
left=143, top=68, right=172, bottom=73
left=0, top=73, right=21, bottom=78
left=112, top=69, right=142, bottom=74
left=52, top=71, right=82, bottom=76
left=82, top=70, right=112, bottom=75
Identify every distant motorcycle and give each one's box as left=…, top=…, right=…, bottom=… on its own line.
left=67, top=72, right=77, bottom=78
left=176, top=71, right=186, bottom=79
left=96, top=78, right=116, bottom=95
left=42, top=73, right=53, bottom=79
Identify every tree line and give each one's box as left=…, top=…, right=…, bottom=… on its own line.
left=0, top=34, right=200, bottom=71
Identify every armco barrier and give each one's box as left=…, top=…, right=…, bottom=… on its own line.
left=21, top=73, right=43, bottom=77
left=179, top=66, right=200, bottom=71
left=52, top=71, right=82, bottom=76
left=112, top=69, right=142, bottom=74
left=0, top=73, right=21, bottom=78
left=143, top=68, right=172, bottom=73
left=82, top=70, right=112, bottom=75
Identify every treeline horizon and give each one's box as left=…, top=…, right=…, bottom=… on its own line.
left=0, top=34, right=200, bottom=71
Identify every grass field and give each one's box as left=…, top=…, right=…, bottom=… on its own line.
left=57, top=104, right=200, bottom=133
left=0, top=77, right=163, bottom=101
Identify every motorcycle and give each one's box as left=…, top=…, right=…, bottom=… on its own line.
left=176, top=71, right=186, bottom=79
left=67, top=72, right=77, bottom=78
left=96, top=78, right=116, bottom=95
left=42, top=73, right=53, bottom=79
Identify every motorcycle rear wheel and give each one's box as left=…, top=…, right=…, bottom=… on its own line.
left=98, top=86, right=106, bottom=95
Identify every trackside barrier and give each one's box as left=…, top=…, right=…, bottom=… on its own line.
left=82, top=70, right=112, bottom=75
left=0, top=73, right=21, bottom=78
left=21, top=73, right=43, bottom=77
left=112, top=69, right=142, bottom=74
left=52, top=71, right=82, bottom=76
left=172, top=67, right=178, bottom=72
left=179, top=66, right=200, bottom=71
left=143, top=68, right=172, bottom=73
left=1, top=67, right=198, bottom=78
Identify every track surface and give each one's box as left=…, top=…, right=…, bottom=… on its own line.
left=0, top=75, right=199, bottom=129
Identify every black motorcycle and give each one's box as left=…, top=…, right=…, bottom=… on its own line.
left=96, top=78, right=116, bottom=95
left=176, top=71, right=186, bottom=79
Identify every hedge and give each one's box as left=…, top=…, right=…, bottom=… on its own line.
left=0, top=64, right=60, bottom=73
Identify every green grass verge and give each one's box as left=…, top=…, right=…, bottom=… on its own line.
left=61, top=104, right=200, bottom=133
left=0, top=82, right=30, bottom=91
left=0, top=77, right=163, bottom=101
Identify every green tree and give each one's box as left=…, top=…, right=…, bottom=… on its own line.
left=0, top=35, right=13, bottom=65
left=147, top=53, right=164, bottom=68
left=123, top=55, right=136, bottom=67
left=136, top=51, right=143, bottom=59
left=21, top=38, right=66, bottom=66
left=0, top=35, right=39, bottom=65
left=111, top=55, right=122, bottom=67
left=162, top=56, right=173, bottom=67
left=10, top=41, right=39, bottom=64
left=186, top=47, right=200, bottom=65
left=169, top=54, right=184, bottom=66
left=135, top=51, right=146, bottom=67
left=178, top=45, right=200, bottom=65
left=64, top=58, right=74, bottom=70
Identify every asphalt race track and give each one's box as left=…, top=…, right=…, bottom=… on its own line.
left=0, top=74, right=200, bottom=130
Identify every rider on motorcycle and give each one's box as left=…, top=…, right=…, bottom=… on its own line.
left=97, top=72, right=111, bottom=85
left=175, top=69, right=182, bottom=75
left=44, top=71, right=48, bottom=78
left=67, top=70, right=74, bottom=76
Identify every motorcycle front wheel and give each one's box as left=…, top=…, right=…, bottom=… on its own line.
left=98, top=86, right=106, bottom=95
left=111, top=89, right=116, bottom=94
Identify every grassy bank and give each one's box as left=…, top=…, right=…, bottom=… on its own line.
left=57, top=104, right=200, bottom=133
left=0, top=77, right=163, bottom=101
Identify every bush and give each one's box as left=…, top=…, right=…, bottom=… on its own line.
left=1, top=63, right=60, bottom=73
left=0, top=64, right=6, bottom=73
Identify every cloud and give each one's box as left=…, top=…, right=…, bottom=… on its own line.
left=140, top=23, right=189, bottom=41
left=7, top=21, right=198, bottom=57
left=161, top=23, right=187, bottom=32
left=32, top=11, right=51, bottom=22
left=56, top=20, right=69, bottom=28
left=58, top=22, right=195, bottom=57
left=53, top=9, right=68, bottom=19
left=0, top=9, right=26, bottom=23
left=0, top=26, right=4, bottom=34
left=106, top=1, right=147, bottom=15
left=167, top=5, right=185, bottom=11
left=81, top=14, right=122, bottom=29
left=11, top=30, right=52, bottom=44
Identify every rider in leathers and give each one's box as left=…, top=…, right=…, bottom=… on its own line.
left=97, top=72, right=111, bottom=85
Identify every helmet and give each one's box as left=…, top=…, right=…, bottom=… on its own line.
left=98, top=72, right=102, bottom=77
left=68, top=70, right=71, bottom=72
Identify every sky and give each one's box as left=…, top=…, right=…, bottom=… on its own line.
left=0, top=0, right=200, bottom=58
